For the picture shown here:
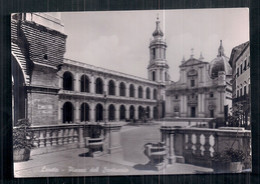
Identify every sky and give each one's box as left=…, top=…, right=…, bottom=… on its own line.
left=60, top=8, right=249, bottom=82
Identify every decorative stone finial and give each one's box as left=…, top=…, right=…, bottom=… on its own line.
left=218, top=40, right=225, bottom=57
left=152, top=16, right=164, bottom=37
left=199, top=52, right=204, bottom=60
left=190, top=48, right=194, bottom=58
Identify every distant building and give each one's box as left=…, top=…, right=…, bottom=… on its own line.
left=165, top=41, right=233, bottom=119
left=229, top=41, right=250, bottom=125
left=11, top=13, right=168, bottom=126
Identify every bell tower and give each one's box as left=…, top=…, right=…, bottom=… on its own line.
left=148, top=17, right=169, bottom=83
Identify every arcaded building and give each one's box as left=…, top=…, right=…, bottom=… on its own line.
left=11, top=13, right=168, bottom=126
left=165, top=41, right=233, bottom=119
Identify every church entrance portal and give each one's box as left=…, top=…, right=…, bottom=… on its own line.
left=191, top=107, right=196, bottom=117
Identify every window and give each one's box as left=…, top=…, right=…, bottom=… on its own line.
left=138, top=86, right=143, bottom=98
left=237, top=90, right=239, bottom=97
left=146, top=88, right=150, bottom=99
left=80, top=75, right=90, bottom=92
left=63, top=71, right=73, bottom=91
left=191, top=79, right=195, bottom=87
left=152, top=71, right=156, bottom=81
left=210, top=109, right=214, bottom=118
left=95, top=78, right=103, bottom=94
left=237, top=68, right=239, bottom=77
left=108, top=80, right=115, bottom=95
left=240, top=64, right=243, bottom=74
left=152, top=48, right=156, bottom=59
left=129, top=84, right=135, bottom=97
left=210, top=92, right=214, bottom=98
left=244, top=59, right=247, bottom=71
left=153, top=89, right=157, bottom=100
left=244, top=86, right=247, bottom=96
left=240, top=88, right=242, bottom=96
left=119, top=82, right=126, bottom=96
left=175, top=95, right=178, bottom=99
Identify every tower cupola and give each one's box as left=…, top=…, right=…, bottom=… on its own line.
left=147, top=16, right=170, bottom=83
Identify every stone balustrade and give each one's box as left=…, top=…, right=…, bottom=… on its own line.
left=160, top=126, right=251, bottom=167
left=30, top=124, right=84, bottom=155
left=29, top=122, right=123, bottom=156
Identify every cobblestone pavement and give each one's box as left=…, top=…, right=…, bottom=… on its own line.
left=14, top=122, right=213, bottom=177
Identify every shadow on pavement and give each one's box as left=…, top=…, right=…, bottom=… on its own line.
left=78, top=152, right=90, bottom=157
left=133, top=162, right=159, bottom=171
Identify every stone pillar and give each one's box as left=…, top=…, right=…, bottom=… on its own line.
left=115, top=104, right=119, bottom=121
left=78, top=124, right=85, bottom=148
left=180, top=95, right=186, bottom=117
left=90, top=103, right=95, bottom=122
left=75, top=101, right=80, bottom=123
left=198, top=93, right=204, bottom=117
left=103, top=123, right=123, bottom=154
left=104, top=78, right=108, bottom=95
left=74, top=73, right=79, bottom=92
left=150, top=105, right=154, bottom=119
left=90, top=75, right=95, bottom=94
left=134, top=105, right=138, bottom=119
left=201, top=93, right=205, bottom=116
left=58, top=100, right=62, bottom=124
left=125, top=105, right=129, bottom=119
left=168, top=133, right=176, bottom=164
left=135, top=84, right=138, bottom=98
left=126, top=83, right=129, bottom=97
left=59, top=74, right=63, bottom=89
left=116, top=81, right=120, bottom=97
left=104, top=102, right=108, bottom=123
left=165, top=95, right=172, bottom=117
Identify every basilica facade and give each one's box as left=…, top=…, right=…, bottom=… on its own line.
left=165, top=41, right=233, bottom=119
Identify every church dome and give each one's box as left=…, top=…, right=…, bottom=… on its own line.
left=209, top=40, right=232, bottom=79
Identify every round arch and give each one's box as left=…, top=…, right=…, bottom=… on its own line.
left=80, top=75, right=90, bottom=92
left=129, top=105, right=135, bottom=120
left=120, top=105, right=126, bottom=120
left=80, top=103, right=90, bottom=122
left=95, top=77, right=103, bottom=94
left=138, top=106, right=144, bottom=120
left=63, top=102, right=74, bottom=123
left=108, top=80, right=116, bottom=95
left=11, top=55, right=27, bottom=125
left=95, top=103, right=103, bottom=122
left=108, top=104, right=116, bottom=121
left=129, top=84, right=135, bottom=97
left=119, top=82, right=126, bottom=96
left=146, top=106, right=150, bottom=118
left=63, top=71, right=74, bottom=91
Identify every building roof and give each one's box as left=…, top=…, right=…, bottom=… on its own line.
left=228, top=41, right=250, bottom=67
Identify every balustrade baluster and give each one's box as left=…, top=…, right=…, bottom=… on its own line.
left=203, top=133, right=211, bottom=158
left=63, top=128, right=68, bottom=144
left=187, top=133, right=193, bottom=155
left=58, top=129, right=63, bottom=145
left=39, top=130, right=46, bottom=148
left=69, top=128, right=74, bottom=143
left=195, top=133, right=201, bottom=155
left=52, top=130, right=58, bottom=146
left=73, top=128, right=78, bottom=142
left=46, top=130, right=51, bottom=146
